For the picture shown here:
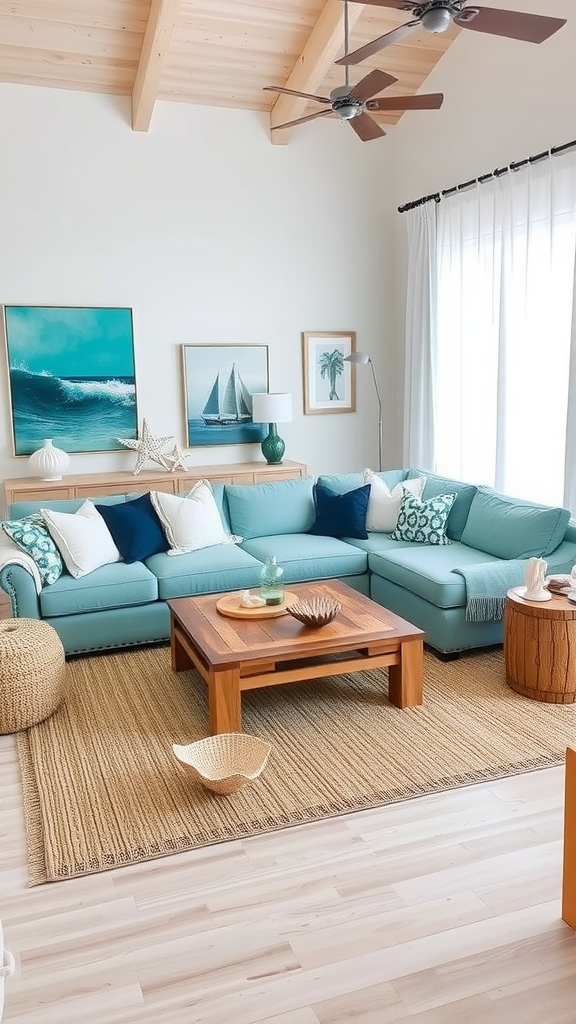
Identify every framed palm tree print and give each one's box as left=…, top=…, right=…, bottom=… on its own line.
left=302, top=331, right=356, bottom=415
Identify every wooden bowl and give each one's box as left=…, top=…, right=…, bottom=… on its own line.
left=173, top=733, right=271, bottom=794
left=285, top=596, right=341, bottom=627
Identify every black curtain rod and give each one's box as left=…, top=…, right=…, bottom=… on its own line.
left=397, top=138, right=576, bottom=214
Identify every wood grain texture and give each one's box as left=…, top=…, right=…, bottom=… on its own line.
left=1, top=731, right=574, bottom=1022
left=3, top=460, right=307, bottom=507
left=169, top=581, right=424, bottom=731
left=562, top=746, right=576, bottom=928
left=504, top=590, right=576, bottom=703
left=0, top=1, right=458, bottom=135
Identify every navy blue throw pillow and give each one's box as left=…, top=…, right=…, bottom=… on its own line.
left=308, top=482, right=371, bottom=540
left=95, top=493, right=169, bottom=563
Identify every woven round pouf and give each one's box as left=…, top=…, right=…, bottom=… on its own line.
left=0, top=619, right=66, bottom=733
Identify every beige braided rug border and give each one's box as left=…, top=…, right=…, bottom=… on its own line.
left=17, top=644, right=576, bottom=885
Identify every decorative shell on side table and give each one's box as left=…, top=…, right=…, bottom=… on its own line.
left=286, top=596, right=341, bottom=627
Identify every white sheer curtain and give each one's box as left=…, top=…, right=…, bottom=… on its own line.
left=403, top=203, right=437, bottom=468
left=404, top=148, right=576, bottom=509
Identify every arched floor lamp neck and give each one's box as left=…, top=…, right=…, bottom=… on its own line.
left=345, top=352, right=383, bottom=472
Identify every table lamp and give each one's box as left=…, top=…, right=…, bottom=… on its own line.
left=344, top=351, right=382, bottom=472
left=251, top=392, right=293, bottom=464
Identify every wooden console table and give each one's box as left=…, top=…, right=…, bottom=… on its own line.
left=4, top=460, right=308, bottom=506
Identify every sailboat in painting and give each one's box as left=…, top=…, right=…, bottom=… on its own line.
left=201, top=364, right=253, bottom=425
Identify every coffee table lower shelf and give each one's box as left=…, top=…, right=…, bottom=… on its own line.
left=170, top=608, right=424, bottom=735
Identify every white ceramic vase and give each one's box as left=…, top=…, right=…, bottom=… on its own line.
left=28, top=439, right=70, bottom=481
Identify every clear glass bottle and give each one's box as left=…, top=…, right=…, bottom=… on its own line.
left=259, top=555, right=285, bottom=606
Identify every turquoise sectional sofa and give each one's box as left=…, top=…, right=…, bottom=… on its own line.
left=1, top=470, right=575, bottom=657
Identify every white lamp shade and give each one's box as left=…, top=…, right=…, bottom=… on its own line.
left=252, top=392, right=293, bottom=424
left=344, top=351, right=371, bottom=365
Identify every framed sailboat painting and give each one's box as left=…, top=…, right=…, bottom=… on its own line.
left=182, top=344, right=269, bottom=448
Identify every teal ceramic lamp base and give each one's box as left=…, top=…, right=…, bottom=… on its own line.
left=261, top=423, right=285, bottom=465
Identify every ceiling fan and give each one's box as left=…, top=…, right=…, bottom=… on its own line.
left=263, top=0, right=443, bottom=142
left=335, top=1, right=567, bottom=66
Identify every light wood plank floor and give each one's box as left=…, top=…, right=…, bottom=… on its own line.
left=1, top=720, right=575, bottom=1022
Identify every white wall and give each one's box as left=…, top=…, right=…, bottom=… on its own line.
left=387, top=0, right=575, bottom=449
left=3, top=1, right=572, bottom=492
left=0, top=84, right=395, bottom=490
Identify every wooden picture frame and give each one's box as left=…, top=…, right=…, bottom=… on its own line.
left=182, top=344, right=268, bottom=448
left=302, top=331, right=356, bottom=415
left=2, top=305, right=138, bottom=455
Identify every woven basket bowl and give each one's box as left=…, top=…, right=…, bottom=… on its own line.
left=173, top=733, right=272, bottom=795
left=286, top=596, right=341, bottom=628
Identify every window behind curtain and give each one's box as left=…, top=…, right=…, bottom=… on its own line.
left=432, top=155, right=576, bottom=507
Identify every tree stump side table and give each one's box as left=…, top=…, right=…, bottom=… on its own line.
left=504, top=588, right=576, bottom=704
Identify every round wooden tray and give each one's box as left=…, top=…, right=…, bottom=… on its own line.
left=216, top=591, right=299, bottom=619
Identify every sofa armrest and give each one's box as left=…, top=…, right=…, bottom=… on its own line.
left=0, top=564, right=41, bottom=619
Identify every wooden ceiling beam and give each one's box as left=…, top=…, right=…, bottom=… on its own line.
left=269, top=1, right=364, bottom=145
left=132, top=0, right=181, bottom=132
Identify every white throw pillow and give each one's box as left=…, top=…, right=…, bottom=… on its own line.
left=362, top=470, right=426, bottom=533
left=41, top=500, right=121, bottom=578
left=150, top=480, right=240, bottom=554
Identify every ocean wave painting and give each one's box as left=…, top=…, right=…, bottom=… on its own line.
left=4, top=306, right=138, bottom=455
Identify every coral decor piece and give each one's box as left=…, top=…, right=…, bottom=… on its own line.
left=117, top=419, right=175, bottom=475
left=167, top=443, right=190, bottom=473
left=523, top=556, right=551, bottom=602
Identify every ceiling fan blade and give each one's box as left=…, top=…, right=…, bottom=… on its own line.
left=335, top=21, right=420, bottom=66
left=349, top=69, right=398, bottom=103
left=340, top=0, right=417, bottom=8
left=271, top=109, right=334, bottom=131
left=263, top=86, right=331, bottom=104
left=349, top=112, right=386, bottom=142
left=454, top=7, right=566, bottom=44
left=367, top=92, right=444, bottom=111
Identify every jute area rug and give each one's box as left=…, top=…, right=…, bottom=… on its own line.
left=18, top=644, right=576, bottom=885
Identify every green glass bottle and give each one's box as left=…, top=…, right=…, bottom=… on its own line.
left=259, top=555, right=285, bottom=606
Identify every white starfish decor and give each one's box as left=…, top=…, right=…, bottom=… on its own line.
left=117, top=419, right=175, bottom=475
left=167, top=443, right=190, bottom=473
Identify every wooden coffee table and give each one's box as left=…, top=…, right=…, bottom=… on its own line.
left=168, top=579, right=424, bottom=734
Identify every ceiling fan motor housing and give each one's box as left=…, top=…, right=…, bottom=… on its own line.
left=413, top=1, right=465, bottom=34
left=330, top=84, right=363, bottom=120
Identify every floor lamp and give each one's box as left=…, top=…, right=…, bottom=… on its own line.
left=344, top=351, right=383, bottom=472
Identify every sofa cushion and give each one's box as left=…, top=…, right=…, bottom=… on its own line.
left=39, top=561, right=159, bottom=618
left=409, top=471, right=477, bottom=541
left=225, top=477, right=315, bottom=540
left=95, top=492, right=169, bottom=563
left=391, top=492, right=456, bottom=546
left=146, top=544, right=264, bottom=600
left=363, top=470, right=425, bottom=533
left=242, top=534, right=368, bottom=582
left=1, top=514, right=63, bottom=585
left=150, top=481, right=239, bottom=554
left=460, top=487, right=572, bottom=559
left=369, top=542, right=503, bottom=610
left=317, top=470, right=409, bottom=495
left=9, top=495, right=128, bottom=519
left=41, top=500, right=122, bottom=578
left=308, top=482, right=370, bottom=540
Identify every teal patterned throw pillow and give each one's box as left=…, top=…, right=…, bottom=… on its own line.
left=391, top=492, right=457, bottom=546
left=1, top=513, right=64, bottom=585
